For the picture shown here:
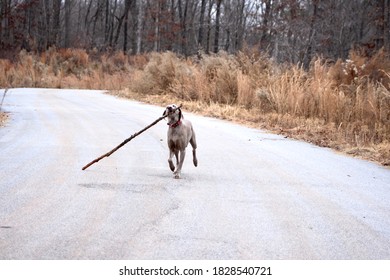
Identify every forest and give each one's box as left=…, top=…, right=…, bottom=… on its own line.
left=1, top=0, right=390, bottom=165
left=1, top=0, right=389, bottom=64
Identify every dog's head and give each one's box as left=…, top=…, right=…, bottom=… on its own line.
left=163, top=104, right=182, bottom=126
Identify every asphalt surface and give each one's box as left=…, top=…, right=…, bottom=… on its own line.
left=0, top=88, right=389, bottom=260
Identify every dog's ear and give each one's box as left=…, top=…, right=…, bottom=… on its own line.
left=163, top=108, right=168, bottom=117
left=178, top=108, right=182, bottom=120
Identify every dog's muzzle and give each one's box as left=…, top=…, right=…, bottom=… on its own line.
left=167, top=105, right=176, bottom=113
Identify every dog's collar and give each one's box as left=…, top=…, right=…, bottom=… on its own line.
left=168, top=120, right=182, bottom=128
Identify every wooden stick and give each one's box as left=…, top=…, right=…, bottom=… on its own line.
left=82, top=104, right=181, bottom=171
left=0, top=88, right=8, bottom=111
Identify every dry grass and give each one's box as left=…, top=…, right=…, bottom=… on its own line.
left=118, top=49, right=390, bottom=166
left=0, top=48, right=389, bottom=165
left=0, top=112, right=7, bottom=127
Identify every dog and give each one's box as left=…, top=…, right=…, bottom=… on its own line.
left=163, top=104, right=197, bottom=179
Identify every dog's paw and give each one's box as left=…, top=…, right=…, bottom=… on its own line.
left=173, top=170, right=181, bottom=179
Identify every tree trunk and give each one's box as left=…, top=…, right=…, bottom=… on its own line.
left=123, top=0, right=134, bottom=53
left=113, top=0, right=132, bottom=48
left=206, top=0, right=213, bottom=54
left=104, top=0, right=110, bottom=45
left=214, top=0, right=222, bottom=53
left=178, top=0, right=189, bottom=56
left=304, top=0, right=318, bottom=68
left=234, top=0, right=245, bottom=52
left=384, top=0, right=390, bottom=51
left=64, top=0, right=72, bottom=48
left=223, top=0, right=229, bottom=52
left=137, top=0, right=144, bottom=54
left=153, top=0, right=160, bottom=52
left=109, top=0, right=118, bottom=48
left=260, top=0, right=271, bottom=49
left=198, top=0, right=206, bottom=48
left=52, top=0, right=61, bottom=47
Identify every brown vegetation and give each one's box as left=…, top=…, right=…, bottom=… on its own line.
left=0, top=112, right=6, bottom=126
left=0, top=48, right=389, bottom=165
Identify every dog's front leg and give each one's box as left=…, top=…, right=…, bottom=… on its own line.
left=173, top=149, right=186, bottom=179
left=168, top=150, right=175, bottom=172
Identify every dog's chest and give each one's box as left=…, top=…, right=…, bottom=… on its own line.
left=168, top=128, right=189, bottom=150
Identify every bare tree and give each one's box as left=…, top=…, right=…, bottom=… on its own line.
left=1, top=0, right=388, bottom=65
left=304, top=0, right=318, bottom=68
left=198, top=0, right=207, bottom=48
left=214, top=0, right=222, bottom=53
left=137, top=0, right=145, bottom=54
left=123, top=0, right=132, bottom=53
left=51, top=0, right=61, bottom=47
left=385, top=0, right=390, bottom=51
left=206, top=0, right=214, bottom=54
left=234, top=0, right=246, bottom=52
left=64, top=0, right=73, bottom=48
left=178, top=0, right=189, bottom=55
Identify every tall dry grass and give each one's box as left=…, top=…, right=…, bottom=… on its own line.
left=0, top=48, right=149, bottom=90
left=0, top=48, right=389, bottom=164
left=124, top=49, right=390, bottom=164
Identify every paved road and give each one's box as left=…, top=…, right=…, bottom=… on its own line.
left=0, top=88, right=389, bottom=259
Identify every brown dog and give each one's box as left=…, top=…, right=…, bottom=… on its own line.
left=163, top=104, right=198, bottom=179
